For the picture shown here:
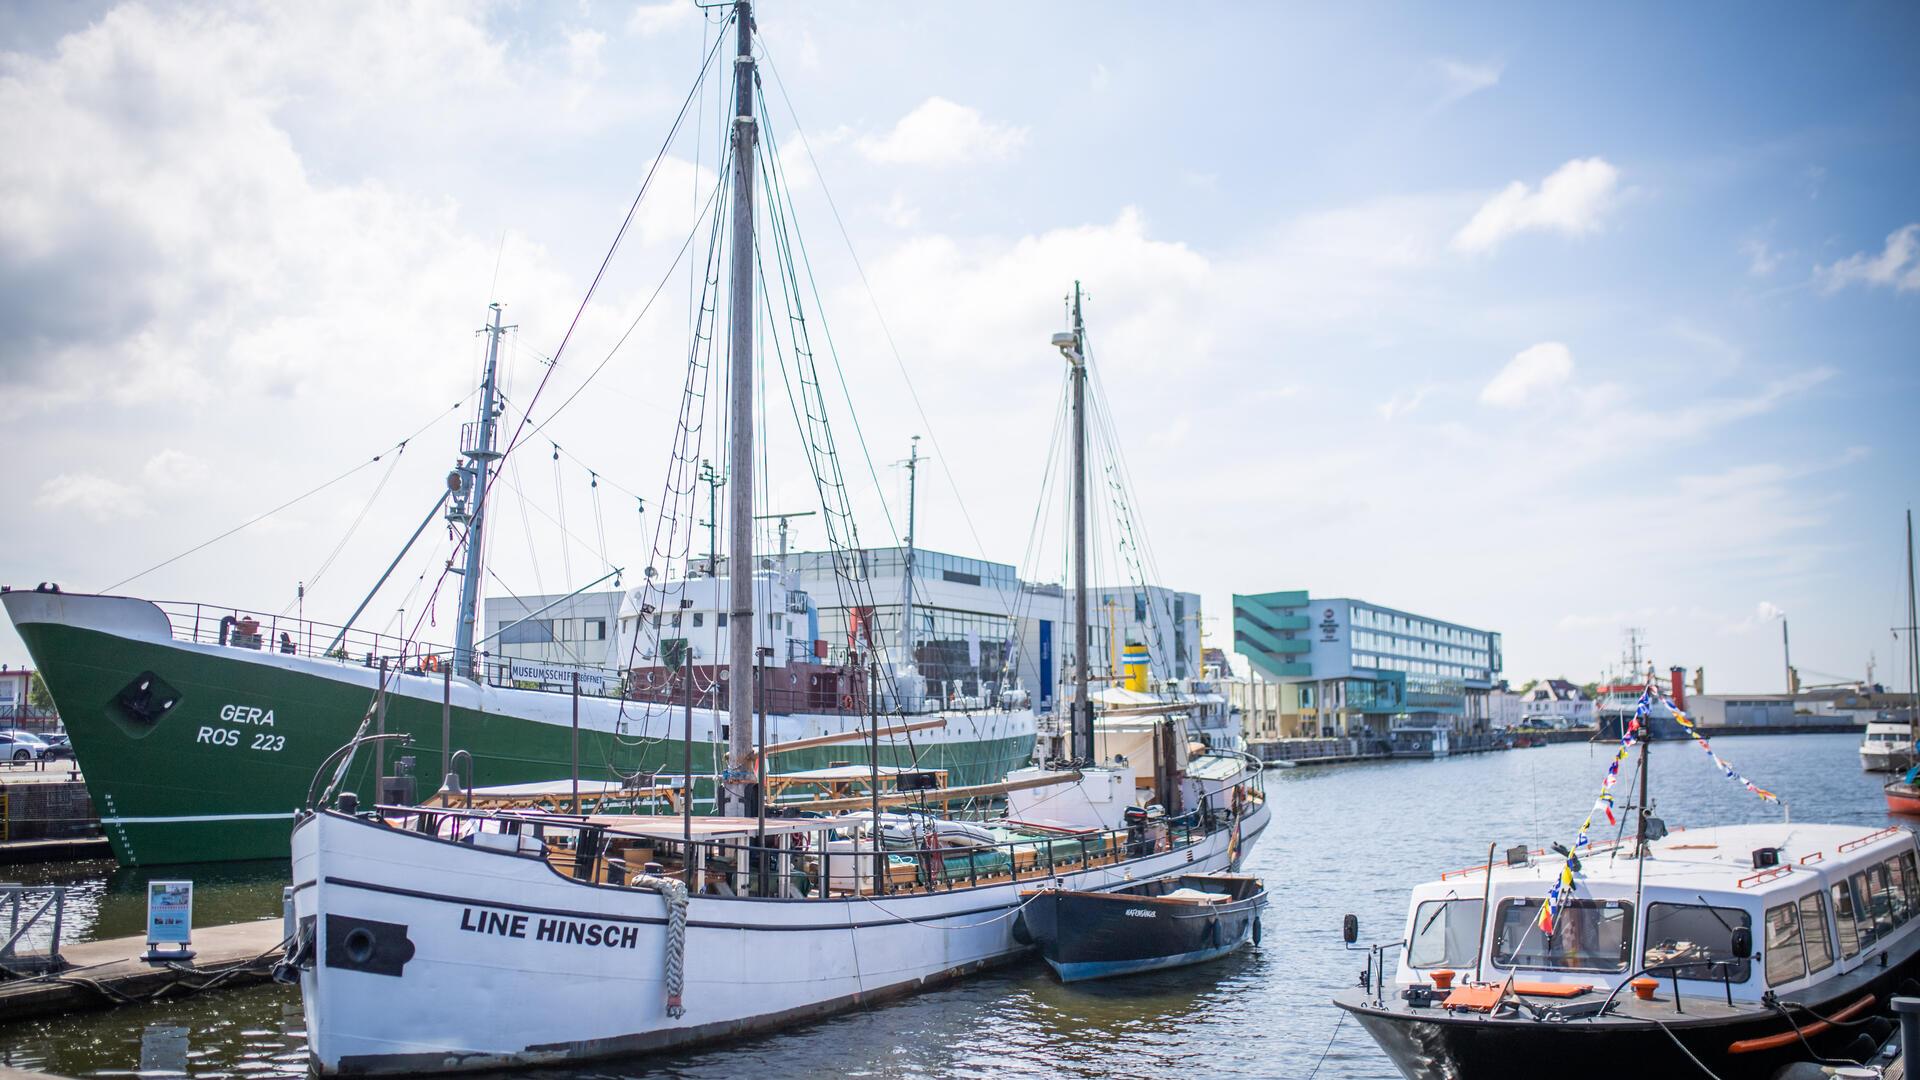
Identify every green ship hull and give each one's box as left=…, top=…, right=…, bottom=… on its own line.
left=3, top=591, right=1036, bottom=866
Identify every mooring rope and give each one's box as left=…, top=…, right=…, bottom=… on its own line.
left=631, top=873, right=689, bottom=1018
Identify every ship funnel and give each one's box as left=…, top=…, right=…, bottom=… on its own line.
left=1123, top=642, right=1151, bottom=693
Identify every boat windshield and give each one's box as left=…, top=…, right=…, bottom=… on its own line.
left=1644, top=902, right=1753, bottom=982
left=1491, top=898, right=1634, bottom=973
left=1406, top=898, right=1485, bottom=969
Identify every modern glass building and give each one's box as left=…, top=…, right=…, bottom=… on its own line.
left=1232, top=591, right=1502, bottom=738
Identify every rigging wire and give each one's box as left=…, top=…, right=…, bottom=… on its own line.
left=492, top=11, right=737, bottom=470
left=516, top=163, right=733, bottom=447
left=759, top=44, right=1003, bottom=588
left=103, top=394, right=474, bottom=593
left=506, top=453, right=548, bottom=600
left=553, top=442, right=574, bottom=589
left=279, top=440, right=410, bottom=615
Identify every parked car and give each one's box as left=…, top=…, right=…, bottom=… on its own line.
left=0, top=731, right=51, bottom=761
left=40, top=733, right=73, bottom=760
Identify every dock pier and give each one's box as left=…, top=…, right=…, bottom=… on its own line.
left=0, top=918, right=287, bottom=1023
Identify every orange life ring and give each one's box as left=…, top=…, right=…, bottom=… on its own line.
left=840, top=694, right=855, bottom=710
left=423, top=654, right=441, bottom=672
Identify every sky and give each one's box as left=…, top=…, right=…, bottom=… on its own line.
left=2, top=1, right=1917, bottom=696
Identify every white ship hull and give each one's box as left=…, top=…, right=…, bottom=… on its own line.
left=291, top=799, right=1269, bottom=1074
left=1863, top=744, right=1915, bottom=773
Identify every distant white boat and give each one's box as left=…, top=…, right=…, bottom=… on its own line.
left=1860, top=719, right=1915, bottom=773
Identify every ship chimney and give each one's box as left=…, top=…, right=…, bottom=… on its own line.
left=1670, top=666, right=1687, bottom=711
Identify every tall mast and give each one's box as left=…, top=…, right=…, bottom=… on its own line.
left=1056, top=283, right=1092, bottom=761
left=451, top=303, right=507, bottom=677
left=1907, top=509, right=1918, bottom=747
left=722, top=0, right=759, bottom=816
left=901, top=436, right=920, bottom=670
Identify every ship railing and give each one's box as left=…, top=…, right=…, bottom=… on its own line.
left=372, top=766, right=1266, bottom=902
left=154, top=599, right=451, bottom=670
left=0, top=884, right=66, bottom=975
left=151, top=600, right=628, bottom=698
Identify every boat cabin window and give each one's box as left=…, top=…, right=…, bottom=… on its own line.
left=1800, top=891, right=1835, bottom=975
left=1764, top=902, right=1804, bottom=985
left=1491, top=898, right=1633, bottom=973
left=1851, top=870, right=1889, bottom=946
left=1832, top=881, right=1863, bottom=958
left=1886, top=853, right=1918, bottom=925
left=1407, top=899, right=1486, bottom=969
left=1644, top=903, right=1753, bottom=982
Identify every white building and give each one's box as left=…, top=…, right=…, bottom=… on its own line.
left=485, top=546, right=1204, bottom=718
left=1518, top=679, right=1595, bottom=728
left=1486, top=683, right=1523, bottom=730
left=1069, top=583, right=1203, bottom=682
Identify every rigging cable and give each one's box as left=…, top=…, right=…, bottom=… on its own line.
left=103, top=394, right=474, bottom=593
left=760, top=45, right=1003, bottom=591
left=282, top=439, right=410, bottom=616
left=492, top=11, right=737, bottom=468
left=553, top=442, right=574, bottom=589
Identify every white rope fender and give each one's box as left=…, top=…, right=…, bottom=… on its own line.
left=631, top=874, right=689, bottom=1018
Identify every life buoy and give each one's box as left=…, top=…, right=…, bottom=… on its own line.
left=423, top=654, right=441, bottom=673
left=840, top=694, right=855, bottom=710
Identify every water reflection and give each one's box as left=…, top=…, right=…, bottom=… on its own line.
left=0, top=735, right=1893, bottom=1079
left=5, top=859, right=287, bottom=946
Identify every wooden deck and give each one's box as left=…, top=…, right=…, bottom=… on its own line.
left=0, top=918, right=286, bottom=1024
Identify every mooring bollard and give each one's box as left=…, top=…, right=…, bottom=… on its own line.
left=1893, top=996, right=1920, bottom=1065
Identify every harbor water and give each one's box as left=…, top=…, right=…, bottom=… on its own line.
left=0, top=733, right=1896, bottom=1079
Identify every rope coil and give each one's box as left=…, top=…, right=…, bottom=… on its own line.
left=631, top=873, right=689, bottom=1018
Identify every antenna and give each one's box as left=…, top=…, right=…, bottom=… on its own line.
left=751, top=510, right=815, bottom=575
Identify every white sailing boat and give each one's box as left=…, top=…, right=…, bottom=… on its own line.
left=285, top=6, right=1267, bottom=1071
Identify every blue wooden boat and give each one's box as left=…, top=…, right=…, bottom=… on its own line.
left=1014, top=872, right=1265, bottom=982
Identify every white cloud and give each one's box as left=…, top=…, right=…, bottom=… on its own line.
left=1452, top=157, right=1621, bottom=254
left=142, top=449, right=211, bottom=491
left=1755, top=601, right=1786, bottom=623
left=879, top=192, right=919, bottom=229
left=565, top=28, right=607, bottom=79
left=1481, top=342, right=1574, bottom=407
left=35, top=473, right=147, bottom=521
left=856, top=97, right=1027, bottom=167
left=0, top=3, right=582, bottom=409
left=1741, top=237, right=1783, bottom=276
left=1377, top=387, right=1431, bottom=421
left=1817, top=223, right=1920, bottom=294
left=626, top=1, right=697, bottom=37
left=1434, top=58, right=1501, bottom=107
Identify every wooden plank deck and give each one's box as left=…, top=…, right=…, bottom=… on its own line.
left=0, top=918, right=287, bottom=1024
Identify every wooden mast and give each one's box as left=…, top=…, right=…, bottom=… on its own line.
left=722, top=0, right=758, bottom=816
left=1066, top=285, right=1091, bottom=761
left=1907, top=509, right=1918, bottom=754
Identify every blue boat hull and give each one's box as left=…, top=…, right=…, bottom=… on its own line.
left=1016, top=872, right=1265, bottom=983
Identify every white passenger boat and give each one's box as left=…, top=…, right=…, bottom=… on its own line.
left=1338, top=822, right=1920, bottom=1079
left=1337, top=685, right=1920, bottom=1079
